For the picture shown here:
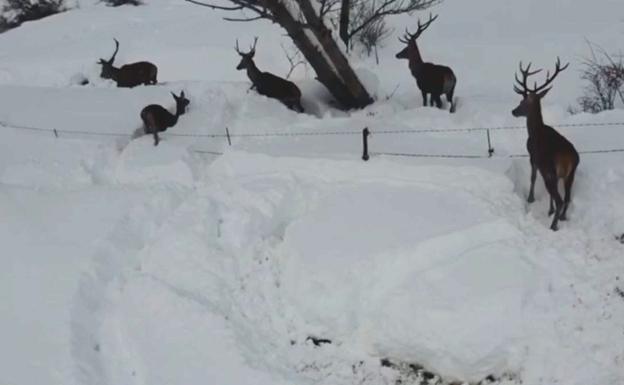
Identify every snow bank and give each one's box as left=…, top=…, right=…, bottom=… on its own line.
left=272, top=158, right=534, bottom=381
left=125, top=152, right=538, bottom=382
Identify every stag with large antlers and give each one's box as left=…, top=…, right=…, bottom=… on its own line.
left=98, top=38, right=158, bottom=88
left=512, top=58, right=579, bottom=231
left=396, top=14, right=456, bottom=113
left=235, top=37, right=304, bottom=113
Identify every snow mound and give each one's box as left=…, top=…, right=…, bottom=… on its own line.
left=115, top=137, right=194, bottom=185
left=277, top=167, right=534, bottom=381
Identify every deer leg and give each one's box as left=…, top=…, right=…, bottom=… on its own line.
left=528, top=162, right=537, bottom=203
left=446, top=88, right=456, bottom=113
left=421, top=91, right=428, bottom=106
left=548, top=196, right=555, bottom=216
left=560, top=171, right=576, bottom=221
left=434, top=94, right=443, bottom=109
left=447, top=94, right=456, bottom=113
left=153, top=132, right=160, bottom=146
left=543, top=174, right=563, bottom=231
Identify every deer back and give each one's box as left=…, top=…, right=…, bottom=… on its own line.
left=255, top=71, right=302, bottom=101
left=140, top=104, right=176, bottom=133
left=115, top=61, right=158, bottom=88
left=415, top=63, right=456, bottom=94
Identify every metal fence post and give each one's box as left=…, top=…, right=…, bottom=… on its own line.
left=486, top=129, right=494, bottom=157
left=362, top=127, right=370, bottom=161
left=225, top=126, right=232, bottom=146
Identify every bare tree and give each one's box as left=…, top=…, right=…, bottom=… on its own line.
left=577, top=41, right=624, bottom=113
left=186, top=0, right=374, bottom=109
left=185, top=0, right=439, bottom=109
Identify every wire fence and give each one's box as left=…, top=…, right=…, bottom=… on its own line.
left=4, top=119, right=624, bottom=139
left=2, top=118, right=624, bottom=160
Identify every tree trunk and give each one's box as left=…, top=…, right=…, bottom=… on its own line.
left=296, top=0, right=373, bottom=109
left=339, top=0, right=350, bottom=49
left=265, top=1, right=369, bottom=109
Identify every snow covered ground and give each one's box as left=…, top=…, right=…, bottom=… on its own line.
left=1, top=1, right=624, bottom=385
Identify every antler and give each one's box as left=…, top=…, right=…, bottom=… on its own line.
left=109, top=38, right=120, bottom=64
left=398, top=28, right=414, bottom=44
left=250, top=37, right=258, bottom=55
left=514, top=57, right=569, bottom=96
left=415, top=13, right=438, bottom=38
left=235, top=38, right=243, bottom=55
left=398, top=14, right=438, bottom=43
left=532, top=57, right=570, bottom=94
left=235, top=37, right=259, bottom=56
left=514, top=61, right=542, bottom=95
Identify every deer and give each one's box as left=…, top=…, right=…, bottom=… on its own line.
left=235, top=37, right=304, bottom=113
left=98, top=38, right=158, bottom=88
left=396, top=14, right=457, bottom=113
left=512, top=57, right=580, bottom=231
left=139, top=91, right=190, bottom=146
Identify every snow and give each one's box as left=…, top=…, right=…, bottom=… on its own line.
left=115, top=138, right=195, bottom=185
left=1, top=1, right=624, bottom=385
left=278, top=171, right=531, bottom=380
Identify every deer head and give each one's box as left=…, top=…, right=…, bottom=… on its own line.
left=512, top=57, right=569, bottom=117
left=98, top=38, right=120, bottom=79
left=395, top=14, right=438, bottom=59
left=172, top=90, right=190, bottom=116
left=235, top=37, right=258, bottom=70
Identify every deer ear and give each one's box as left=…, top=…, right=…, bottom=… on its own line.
left=180, top=91, right=185, bottom=98
left=171, top=91, right=178, bottom=99
left=537, top=87, right=552, bottom=99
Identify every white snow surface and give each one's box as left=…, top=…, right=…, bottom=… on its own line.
left=1, top=1, right=624, bottom=385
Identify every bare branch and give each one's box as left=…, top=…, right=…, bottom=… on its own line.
left=348, top=0, right=440, bottom=41
left=319, top=0, right=340, bottom=17
left=281, top=43, right=307, bottom=79
left=183, top=0, right=243, bottom=11
left=183, top=0, right=274, bottom=22
left=576, top=39, right=624, bottom=113
left=224, top=15, right=266, bottom=21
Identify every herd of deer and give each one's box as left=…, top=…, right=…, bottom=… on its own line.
left=96, top=14, right=579, bottom=231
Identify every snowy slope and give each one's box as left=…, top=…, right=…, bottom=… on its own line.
left=1, top=1, right=624, bottom=385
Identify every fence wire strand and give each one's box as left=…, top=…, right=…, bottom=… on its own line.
left=371, top=151, right=490, bottom=159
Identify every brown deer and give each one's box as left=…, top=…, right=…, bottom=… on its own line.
left=512, top=58, right=579, bottom=231
left=98, top=39, right=158, bottom=88
left=396, top=14, right=457, bottom=113
left=235, top=37, right=304, bottom=113
left=140, top=91, right=189, bottom=146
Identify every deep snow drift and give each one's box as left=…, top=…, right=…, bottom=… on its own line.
left=1, top=1, right=624, bottom=385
